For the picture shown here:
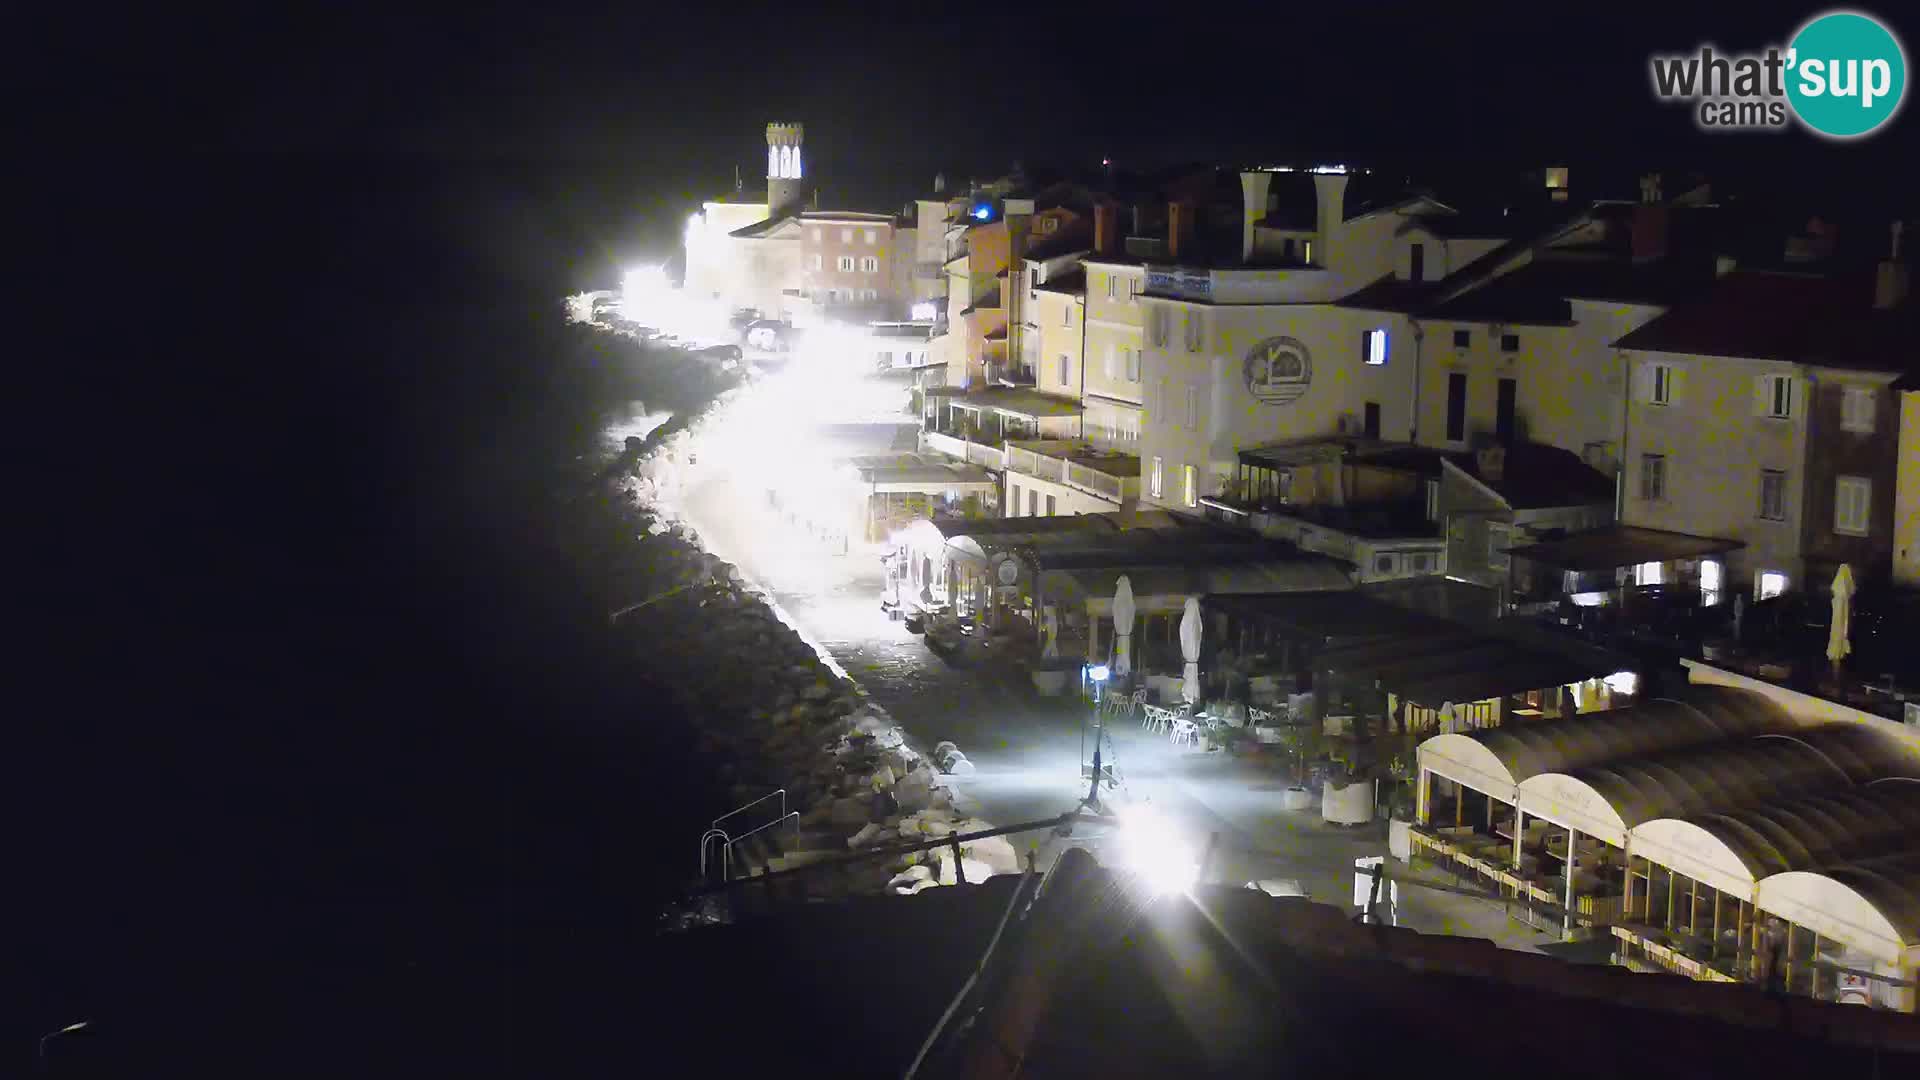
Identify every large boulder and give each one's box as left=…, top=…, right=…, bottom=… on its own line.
left=932, top=848, right=997, bottom=886
left=941, top=753, right=976, bottom=778
left=962, top=834, right=1023, bottom=876
left=893, top=770, right=934, bottom=813
left=847, top=822, right=884, bottom=848
left=828, top=796, right=870, bottom=828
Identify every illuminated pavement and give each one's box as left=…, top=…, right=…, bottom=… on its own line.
left=663, top=367, right=1553, bottom=952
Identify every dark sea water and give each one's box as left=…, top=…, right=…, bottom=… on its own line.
left=24, top=156, right=736, bottom=1077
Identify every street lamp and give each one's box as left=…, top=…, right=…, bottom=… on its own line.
left=1084, top=663, right=1112, bottom=806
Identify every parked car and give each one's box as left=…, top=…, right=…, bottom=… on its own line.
left=1246, top=879, right=1309, bottom=899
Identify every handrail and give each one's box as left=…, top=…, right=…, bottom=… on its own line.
left=728, top=810, right=801, bottom=857
left=699, top=827, right=733, bottom=881
left=713, top=788, right=785, bottom=833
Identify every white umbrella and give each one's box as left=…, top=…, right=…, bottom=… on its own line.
left=1042, top=608, right=1060, bottom=660
left=1112, top=575, right=1136, bottom=678
left=1827, top=563, right=1856, bottom=667
left=1180, top=596, right=1203, bottom=705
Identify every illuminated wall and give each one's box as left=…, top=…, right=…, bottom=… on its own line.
left=1620, top=351, right=1812, bottom=591
left=1081, top=260, right=1147, bottom=449
left=1891, top=389, right=1919, bottom=586
left=1137, top=300, right=1413, bottom=512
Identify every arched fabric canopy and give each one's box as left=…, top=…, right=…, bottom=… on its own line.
left=1516, top=726, right=1902, bottom=848
left=1416, top=687, right=1791, bottom=804
left=1757, top=853, right=1920, bottom=968
left=1629, top=783, right=1920, bottom=899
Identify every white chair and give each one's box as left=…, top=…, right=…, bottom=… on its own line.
left=1141, top=704, right=1173, bottom=736
left=1169, top=717, right=1200, bottom=748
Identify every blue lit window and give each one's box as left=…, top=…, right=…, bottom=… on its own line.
left=1364, top=328, right=1389, bottom=366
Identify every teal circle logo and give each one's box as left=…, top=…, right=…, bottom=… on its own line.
left=1786, top=11, right=1907, bottom=138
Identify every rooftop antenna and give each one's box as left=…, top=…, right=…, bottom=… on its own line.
left=734, top=164, right=742, bottom=193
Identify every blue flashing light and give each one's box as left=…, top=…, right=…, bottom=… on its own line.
left=971, top=203, right=993, bottom=221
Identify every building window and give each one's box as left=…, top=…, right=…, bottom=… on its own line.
left=1410, top=552, right=1431, bottom=573
left=1759, top=468, right=1787, bottom=520
left=1303, top=240, right=1313, bottom=264
left=1104, top=344, right=1116, bottom=379
left=1761, top=374, right=1793, bottom=419
left=1452, top=329, right=1470, bottom=348
left=1009, top=484, right=1020, bottom=515
left=1841, top=386, right=1876, bottom=433
left=861, top=256, right=879, bottom=273
left=1029, top=490, right=1039, bottom=516
left=1634, top=561, right=1663, bottom=586
left=837, top=256, right=855, bottom=272
left=1756, top=571, right=1789, bottom=600
left=1445, top=372, right=1468, bottom=442
left=863, top=229, right=875, bottom=244
left=1376, top=554, right=1396, bottom=575
left=1700, top=558, right=1722, bottom=606
left=1062, top=304, right=1071, bottom=327
left=1185, top=386, right=1199, bottom=429
left=1126, top=348, right=1141, bottom=382
left=1500, top=333, right=1520, bottom=352
left=1057, top=355, right=1070, bottom=386
left=1106, top=274, right=1116, bottom=300
left=841, top=228, right=853, bottom=243
left=1184, top=312, right=1204, bottom=353
left=1363, top=328, right=1388, bottom=366
left=1150, top=457, right=1164, bottom=499
left=1640, top=453, right=1666, bottom=501
left=1040, top=218, right=1057, bottom=234
left=808, top=254, right=822, bottom=271
left=1835, top=475, right=1872, bottom=535
left=1650, top=363, right=1674, bottom=405
left=1363, top=401, right=1381, bottom=438
left=1182, top=464, right=1198, bottom=508
left=1409, top=243, right=1425, bottom=282
left=1046, top=493, right=1057, bottom=515
left=1425, top=479, right=1439, bottom=522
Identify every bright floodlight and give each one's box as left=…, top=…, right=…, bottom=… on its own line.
left=910, top=301, right=938, bottom=321
left=1605, top=670, right=1638, bottom=696
left=1088, top=664, right=1110, bottom=682
left=1114, top=803, right=1199, bottom=896
left=624, top=265, right=669, bottom=303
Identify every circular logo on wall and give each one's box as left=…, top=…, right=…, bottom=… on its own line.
left=993, top=553, right=1022, bottom=586
left=1244, top=336, right=1313, bottom=405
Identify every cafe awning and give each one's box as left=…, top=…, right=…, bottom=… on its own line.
left=1630, top=781, right=1920, bottom=900
left=1503, top=525, right=1743, bottom=572
left=1202, top=589, right=1447, bottom=644
left=1516, top=727, right=1899, bottom=847
left=1757, top=854, right=1920, bottom=967
left=1417, top=687, right=1791, bottom=801
left=1062, top=559, right=1353, bottom=616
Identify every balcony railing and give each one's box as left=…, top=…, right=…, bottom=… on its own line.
left=924, top=430, right=968, bottom=459
left=1066, top=461, right=1124, bottom=499
left=966, top=441, right=1005, bottom=470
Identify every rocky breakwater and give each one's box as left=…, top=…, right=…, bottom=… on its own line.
left=592, top=485, right=1022, bottom=905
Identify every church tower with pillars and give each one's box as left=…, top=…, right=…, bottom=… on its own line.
left=766, top=122, right=806, bottom=213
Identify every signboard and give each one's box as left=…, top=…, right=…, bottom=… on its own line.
left=1145, top=267, right=1213, bottom=300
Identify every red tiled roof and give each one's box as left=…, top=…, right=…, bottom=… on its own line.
left=1612, top=269, right=1918, bottom=373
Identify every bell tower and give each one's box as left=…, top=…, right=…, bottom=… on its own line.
left=766, top=122, right=806, bottom=212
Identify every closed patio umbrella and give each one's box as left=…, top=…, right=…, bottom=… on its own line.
left=1180, top=595, right=1203, bottom=705
left=1827, top=563, right=1855, bottom=669
left=1112, top=575, right=1136, bottom=679
left=1042, top=608, right=1060, bottom=659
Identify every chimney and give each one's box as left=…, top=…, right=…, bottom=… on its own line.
left=1240, top=171, right=1273, bottom=261
left=1877, top=221, right=1911, bottom=310
left=1168, top=200, right=1196, bottom=260
left=1476, top=445, right=1508, bottom=484
left=934, top=172, right=946, bottom=194
left=1632, top=205, right=1668, bottom=261
left=1132, top=204, right=1148, bottom=237
left=1094, top=202, right=1119, bottom=257
left=1312, top=172, right=1349, bottom=269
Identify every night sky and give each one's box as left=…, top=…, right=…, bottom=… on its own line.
left=22, top=2, right=1915, bottom=1075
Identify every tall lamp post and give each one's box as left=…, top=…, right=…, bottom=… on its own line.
left=1085, top=663, right=1111, bottom=808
